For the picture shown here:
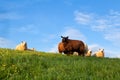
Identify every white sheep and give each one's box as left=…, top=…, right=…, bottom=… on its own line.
left=83, top=43, right=92, bottom=57
left=94, top=49, right=104, bottom=57
left=15, top=41, right=27, bottom=51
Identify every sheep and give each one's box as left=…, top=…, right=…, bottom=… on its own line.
left=85, top=50, right=92, bottom=57
left=58, top=36, right=85, bottom=56
left=94, top=49, right=104, bottom=57
left=15, top=41, right=35, bottom=51
left=15, top=41, right=27, bottom=51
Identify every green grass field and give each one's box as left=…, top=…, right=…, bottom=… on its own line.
left=0, top=48, right=120, bottom=80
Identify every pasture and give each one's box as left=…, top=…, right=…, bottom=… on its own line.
left=0, top=48, right=120, bottom=80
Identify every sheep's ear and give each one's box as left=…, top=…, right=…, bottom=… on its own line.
left=90, top=50, right=92, bottom=53
left=61, top=36, right=63, bottom=38
left=90, top=51, right=92, bottom=53
left=99, top=48, right=101, bottom=51
left=66, top=36, right=69, bottom=39
left=102, top=49, right=104, bottom=51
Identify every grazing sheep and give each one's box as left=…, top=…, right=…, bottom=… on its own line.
left=94, top=49, right=104, bottom=57
left=85, top=50, right=92, bottom=57
left=58, top=36, right=85, bottom=56
left=15, top=41, right=27, bottom=51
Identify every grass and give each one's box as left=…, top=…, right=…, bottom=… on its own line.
left=0, top=48, right=120, bottom=80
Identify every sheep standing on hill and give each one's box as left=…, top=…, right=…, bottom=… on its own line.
left=58, top=36, right=86, bottom=56
left=94, top=49, right=104, bottom=57
left=15, top=41, right=27, bottom=51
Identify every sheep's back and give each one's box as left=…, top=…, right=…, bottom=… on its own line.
left=71, top=40, right=84, bottom=48
left=65, top=40, right=85, bottom=51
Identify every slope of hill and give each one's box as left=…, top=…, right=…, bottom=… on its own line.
left=0, top=48, right=120, bottom=80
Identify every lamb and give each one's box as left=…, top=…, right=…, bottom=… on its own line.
left=15, top=41, right=27, bottom=51
left=85, top=50, right=92, bottom=57
left=15, top=41, right=35, bottom=51
left=94, top=49, right=104, bottom=57
left=82, top=43, right=92, bottom=56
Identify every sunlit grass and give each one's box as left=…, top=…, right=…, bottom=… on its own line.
left=0, top=48, right=120, bottom=80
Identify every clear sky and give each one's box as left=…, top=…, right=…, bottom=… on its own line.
left=0, top=0, right=120, bottom=58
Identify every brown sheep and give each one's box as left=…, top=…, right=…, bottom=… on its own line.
left=15, top=41, right=27, bottom=51
left=94, top=49, right=104, bottom=57
left=58, top=36, right=85, bottom=56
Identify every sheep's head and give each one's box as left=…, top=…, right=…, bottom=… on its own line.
left=99, top=49, right=104, bottom=53
left=61, top=36, right=69, bottom=42
left=88, top=50, right=92, bottom=54
left=21, top=41, right=27, bottom=50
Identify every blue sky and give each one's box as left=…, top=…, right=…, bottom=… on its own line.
left=0, top=0, right=120, bottom=58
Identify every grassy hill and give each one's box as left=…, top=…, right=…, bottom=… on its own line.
left=0, top=48, right=120, bottom=80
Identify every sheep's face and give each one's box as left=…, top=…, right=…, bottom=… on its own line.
left=21, top=41, right=26, bottom=45
left=88, top=50, right=92, bottom=54
left=21, top=41, right=27, bottom=49
left=99, top=49, right=104, bottom=53
left=61, top=36, right=69, bottom=42
left=86, top=50, right=92, bottom=55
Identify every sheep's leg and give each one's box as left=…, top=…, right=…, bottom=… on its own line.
left=78, top=51, right=85, bottom=56
left=78, top=53, right=82, bottom=56
left=77, top=51, right=81, bottom=56
left=66, top=51, right=73, bottom=56
left=59, top=51, right=62, bottom=54
left=64, top=51, right=69, bottom=55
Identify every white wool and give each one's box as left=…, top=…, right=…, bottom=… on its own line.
left=15, top=41, right=27, bottom=51
left=85, top=50, right=92, bottom=57
left=94, top=49, right=104, bottom=57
